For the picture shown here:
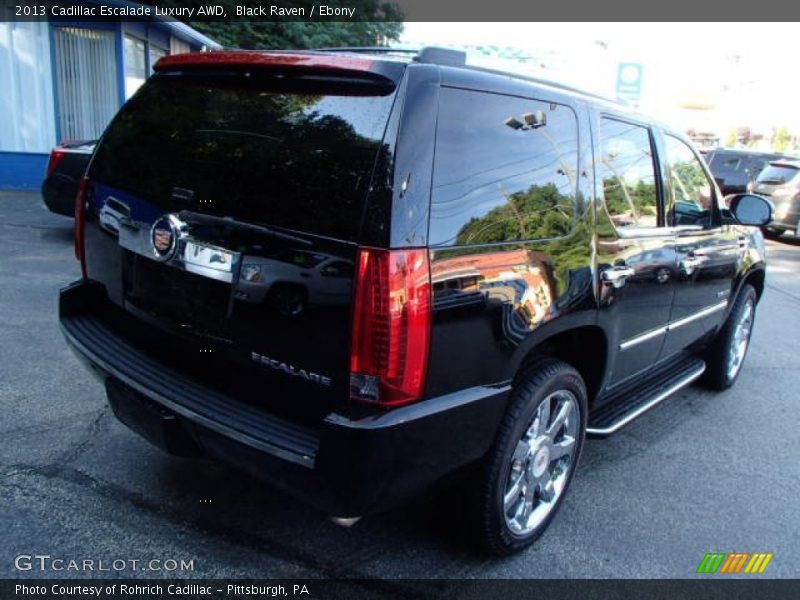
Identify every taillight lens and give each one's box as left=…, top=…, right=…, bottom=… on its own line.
left=74, top=176, right=89, bottom=279
left=350, top=248, right=431, bottom=407
left=46, top=149, right=66, bottom=178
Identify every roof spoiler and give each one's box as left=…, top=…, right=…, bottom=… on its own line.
left=155, top=46, right=468, bottom=74
left=153, top=50, right=410, bottom=87
left=154, top=51, right=378, bottom=73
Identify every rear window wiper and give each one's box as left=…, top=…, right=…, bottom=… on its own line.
left=177, top=210, right=312, bottom=246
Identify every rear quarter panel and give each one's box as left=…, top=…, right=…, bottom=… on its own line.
left=421, top=75, right=599, bottom=399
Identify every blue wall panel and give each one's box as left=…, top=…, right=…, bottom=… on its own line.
left=0, top=152, right=49, bottom=190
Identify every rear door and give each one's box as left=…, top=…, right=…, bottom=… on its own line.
left=85, top=61, right=403, bottom=422
left=593, top=115, right=677, bottom=386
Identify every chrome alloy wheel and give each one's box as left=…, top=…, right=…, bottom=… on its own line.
left=503, top=390, right=579, bottom=535
left=727, top=297, right=754, bottom=380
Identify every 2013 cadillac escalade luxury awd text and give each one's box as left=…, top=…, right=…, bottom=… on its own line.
left=59, top=47, right=772, bottom=554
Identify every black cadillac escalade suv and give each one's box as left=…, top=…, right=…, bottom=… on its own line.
left=59, top=47, right=772, bottom=554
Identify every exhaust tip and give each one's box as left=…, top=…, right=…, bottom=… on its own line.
left=329, top=516, right=361, bottom=528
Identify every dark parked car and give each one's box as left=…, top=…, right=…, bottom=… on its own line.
left=41, top=141, right=95, bottom=216
left=751, top=159, right=800, bottom=238
left=703, top=148, right=786, bottom=196
left=59, top=47, right=771, bottom=554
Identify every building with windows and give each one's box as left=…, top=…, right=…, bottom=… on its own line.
left=0, top=0, right=220, bottom=190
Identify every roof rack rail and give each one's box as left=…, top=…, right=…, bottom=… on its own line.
left=313, top=47, right=419, bottom=55
left=312, top=46, right=467, bottom=67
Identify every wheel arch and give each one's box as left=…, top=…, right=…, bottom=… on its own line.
left=512, top=324, right=608, bottom=405
left=743, top=267, right=765, bottom=303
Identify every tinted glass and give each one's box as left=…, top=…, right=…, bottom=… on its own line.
left=744, top=157, right=769, bottom=177
left=429, top=88, right=579, bottom=246
left=598, top=118, right=659, bottom=229
left=664, top=134, right=714, bottom=227
left=706, top=151, right=740, bottom=171
left=756, top=164, right=800, bottom=184
left=91, top=73, right=396, bottom=241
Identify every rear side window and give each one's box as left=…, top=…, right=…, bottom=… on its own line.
left=429, top=88, right=579, bottom=246
left=756, top=164, right=800, bottom=185
left=91, top=73, right=397, bottom=241
left=597, top=118, right=659, bottom=229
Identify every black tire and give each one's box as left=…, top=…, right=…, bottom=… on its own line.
left=701, top=284, right=757, bottom=391
left=471, top=358, right=587, bottom=555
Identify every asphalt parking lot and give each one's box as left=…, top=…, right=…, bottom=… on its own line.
left=1, top=190, right=799, bottom=582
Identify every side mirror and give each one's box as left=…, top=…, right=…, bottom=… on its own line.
left=726, top=193, right=773, bottom=226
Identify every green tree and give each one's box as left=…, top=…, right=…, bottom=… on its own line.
left=773, top=126, right=791, bottom=153
left=724, top=129, right=737, bottom=148
left=454, top=183, right=574, bottom=246
left=146, top=1, right=403, bottom=49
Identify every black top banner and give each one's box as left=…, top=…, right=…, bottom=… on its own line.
left=0, top=0, right=794, bottom=22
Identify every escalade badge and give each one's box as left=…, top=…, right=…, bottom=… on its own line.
left=150, top=215, right=181, bottom=260
left=251, top=351, right=332, bottom=387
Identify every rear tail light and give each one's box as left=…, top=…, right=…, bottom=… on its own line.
left=349, top=248, right=431, bottom=407
left=45, top=149, right=66, bottom=178
left=74, top=176, right=89, bottom=279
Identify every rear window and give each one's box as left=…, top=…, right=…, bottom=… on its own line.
left=756, top=164, right=800, bottom=185
left=707, top=152, right=744, bottom=172
left=744, top=158, right=769, bottom=176
left=90, top=72, right=398, bottom=241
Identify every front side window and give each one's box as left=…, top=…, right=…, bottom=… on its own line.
left=598, top=118, right=659, bottom=229
left=429, top=88, right=579, bottom=246
left=664, top=134, right=714, bottom=227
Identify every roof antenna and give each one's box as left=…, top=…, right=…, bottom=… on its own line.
left=414, top=47, right=467, bottom=67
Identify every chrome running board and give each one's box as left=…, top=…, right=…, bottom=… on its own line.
left=587, top=358, right=706, bottom=438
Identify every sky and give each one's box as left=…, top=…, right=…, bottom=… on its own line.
left=399, top=23, right=800, bottom=136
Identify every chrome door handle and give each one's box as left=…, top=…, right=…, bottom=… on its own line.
left=680, top=255, right=708, bottom=275
left=601, top=266, right=635, bottom=288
